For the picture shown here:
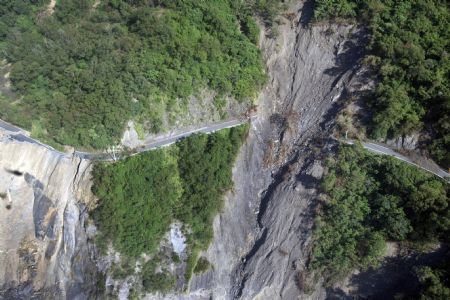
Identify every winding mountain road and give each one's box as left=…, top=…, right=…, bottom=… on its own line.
left=345, top=139, right=449, bottom=181
left=0, top=117, right=254, bottom=160
left=1, top=118, right=448, bottom=181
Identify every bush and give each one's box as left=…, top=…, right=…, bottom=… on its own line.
left=193, top=257, right=211, bottom=274
left=141, top=259, right=175, bottom=293
left=314, top=0, right=359, bottom=20
left=416, top=263, right=450, bottom=299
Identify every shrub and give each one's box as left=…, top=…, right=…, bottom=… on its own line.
left=193, top=257, right=211, bottom=274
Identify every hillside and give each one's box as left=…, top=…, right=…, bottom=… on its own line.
left=315, top=0, right=450, bottom=168
left=0, top=1, right=448, bottom=299
left=0, top=0, right=271, bottom=149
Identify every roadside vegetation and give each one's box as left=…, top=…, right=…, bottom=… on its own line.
left=193, top=257, right=211, bottom=274
left=92, top=125, right=248, bottom=291
left=315, top=0, right=450, bottom=168
left=311, top=144, right=449, bottom=283
left=0, top=0, right=270, bottom=149
left=415, top=256, right=450, bottom=299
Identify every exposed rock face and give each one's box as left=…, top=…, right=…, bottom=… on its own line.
left=385, top=133, right=420, bottom=152
left=0, top=136, right=97, bottom=299
left=184, top=1, right=366, bottom=299
left=121, top=90, right=249, bottom=149
left=0, top=1, right=368, bottom=299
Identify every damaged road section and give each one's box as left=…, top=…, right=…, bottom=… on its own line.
left=186, top=1, right=369, bottom=299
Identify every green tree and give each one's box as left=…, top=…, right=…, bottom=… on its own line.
left=370, top=194, right=412, bottom=240
left=416, top=266, right=450, bottom=300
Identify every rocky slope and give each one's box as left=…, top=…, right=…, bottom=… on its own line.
left=181, top=1, right=366, bottom=299
left=0, top=134, right=97, bottom=299
left=0, top=1, right=368, bottom=299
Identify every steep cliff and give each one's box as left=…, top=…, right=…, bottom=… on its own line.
left=0, top=1, right=368, bottom=299
left=0, top=134, right=98, bottom=299
left=181, top=1, right=366, bottom=299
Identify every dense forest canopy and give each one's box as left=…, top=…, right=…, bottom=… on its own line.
left=315, top=0, right=450, bottom=167
left=92, top=125, right=248, bottom=287
left=0, top=0, right=272, bottom=148
left=312, top=144, right=449, bottom=283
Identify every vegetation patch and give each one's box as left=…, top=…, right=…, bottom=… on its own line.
left=0, top=0, right=269, bottom=149
left=311, top=144, right=449, bottom=283
left=92, top=125, right=248, bottom=289
left=315, top=0, right=450, bottom=167
left=193, top=257, right=211, bottom=274
left=415, top=256, right=450, bottom=299
left=133, top=122, right=145, bottom=141
left=111, top=257, right=136, bottom=280
left=93, top=148, right=182, bottom=257
left=141, top=258, right=176, bottom=293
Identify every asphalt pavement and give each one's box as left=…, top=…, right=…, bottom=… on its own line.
left=2, top=117, right=447, bottom=182
left=345, top=140, right=449, bottom=180
left=0, top=119, right=21, bottom=133
left=0, top=117, right=251, bottom=161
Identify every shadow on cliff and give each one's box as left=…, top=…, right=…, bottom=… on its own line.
left=298, top=0, right=315, bottom=28
left=324, top=29, right=367, bottom=77
left=325, top=244, right=450, bottom=300
left=319, top=28, right=369, bottom=132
